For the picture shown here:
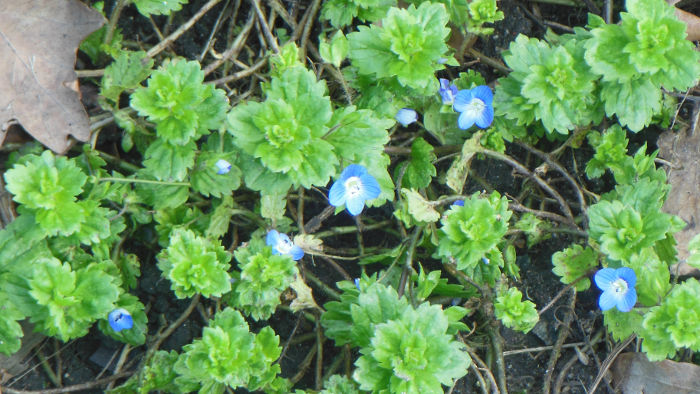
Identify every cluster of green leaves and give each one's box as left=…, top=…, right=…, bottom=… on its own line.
left=493, top=287, right=538, bottom=333
left=435, top=191, right=513, bottom=285
left=116, top=309, right=288, bottom=393
left=226, top=237, right=299, bottom=320
left=346, top=3, right=452, bottom=96
left=174, top=308, right=287, bottom=393
left=130, top=59, right=229, bottom=180
left=321, top=0, right=395, bottom=28
left=321, top=280, right=470, bottom=393
left=156, top=228, right=232, bottom=299
left=495, top=0, right=699, bottom=135
left=0, top=151, right=144, bottom=354
left=228, top=44, right=393, bottom=202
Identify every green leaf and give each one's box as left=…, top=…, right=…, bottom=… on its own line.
left=227, top=67, right=338, bottom=190
left=28, top=258, right=120, bottom=341
left=551, top=244, right=597, bottom=291
left=494, top=287, right=539, bottom=333
left=353, top=301, right=470, bottom=393
left=190, top=151, right=241, bottom=198
left=514, top=212, right=551, bottom=247
left=467, top=0, right=504, bottom=35
left=174, top=308, right=283, bottom=391
left=401, top=189, right=440, bottom=223
left=347, top=3, right=450, bottom=92
left=399, top=137, right=436, bottom=189
left=0, top=290, right=24, bottom=355
left=641, top=279, right=700, bottom=360
left=157, top=229, right=232, bottom=298
left=436, top=191, right=512, bottom=280
left=131, top=59, right=228, bottom=145
left=585, top=125, right=629, bottom=179
left=228, top=242, right=298, bottom=321
left=599, top=78, right=661, bottom=132
left=206, top=196, right=235, bottom=239
left=101, top=51, right=153, bottom=103
left=321, top=0, right=395, bottom=28
left=4, top=151, right=87, bottom=236
left=319, top=31, right=349, bottom=68
left=260, top=193, right=287, bottom=221
left=133, top=0, right=188, bottom=16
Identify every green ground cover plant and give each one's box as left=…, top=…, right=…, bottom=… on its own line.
left=0, top=0, right=699, bottom=392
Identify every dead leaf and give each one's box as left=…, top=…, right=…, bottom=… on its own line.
left=658, top=126, right=700, bottom=276
left=0, top=0, right=104, bottom=153
left=612, top=352, right=700, bottom=393
left=668, top=0, right=700, bottom=41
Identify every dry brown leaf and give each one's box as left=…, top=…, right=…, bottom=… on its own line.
left=658, top=127, right=700, bottom=276
left=0, top=0, right=104, bottom=153
left=612, top=352, right=700, bottom=393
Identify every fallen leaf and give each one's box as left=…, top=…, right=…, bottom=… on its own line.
left=612, top=352, right=700, bottom=393
left=0, top=0, right=105, bottom=153
left=658, top=126, right=700, bottom=276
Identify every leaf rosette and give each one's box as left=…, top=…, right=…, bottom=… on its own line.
left=436, top=192, right=512, bottom=273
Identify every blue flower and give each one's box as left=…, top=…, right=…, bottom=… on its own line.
left=594, top=267, right=637, bottom=312
left=395, top=108, right=418, bottom=127
left=329, top=164, right=381, bottom=216
left=452, top=199, right=465, bottom=207
left=354, top=278, right=361, bottom=291
left=108, top=308, right=133, bottom=332
left=215, top=159, right=232, bottom=175
left=266, top=230, right=304, bottom=260
left=453, top=85, right=494, bottom=129
left=439, top=78, right=458, bottom=105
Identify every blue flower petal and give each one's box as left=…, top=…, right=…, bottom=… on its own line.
left=266, top=230, right=281, bottom=248
left=617, top=267, right=637, bottom=288
left=346, top=195, right=366, bottom=216
left=395, top=108, right=418, bottom=127
left=329, top=180, right=347, bottom=207
left=458, top=110, right=477, bottom=130
left=472, top=85, right=493, bottom=106
left=109, top=308, right=133, bottom=332
left=598, top=289, right=618, bottom=311
left=453, top=89, right=475, bottom=113
left=359, top=173, right=381, bottom=200
left=452, top=200, right=465, bottom=207
left=354, top=278, right=361, bottom=290
left=341, top=164, right=367, bottom=180
left=594, top=268, right=617, bottom=290
left=475, top=104, right=494, bottom=128
left=289, top=245, right=304, bottom=261
left=215, top=159, right=232, bottom=175
left=618, top=288, right=637, bottom=312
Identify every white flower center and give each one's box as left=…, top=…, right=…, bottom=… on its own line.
left=277, top=237, right=294, bottom=254
left=466, top=98, right=486, bottom=118
left=611, top=279, right=628, bottom=295
left=344, top=176, right=363, bottom=198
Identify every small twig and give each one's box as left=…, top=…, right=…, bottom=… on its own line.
left=199, top=0, right=231, bottom=61
left=298, top=0, right=322, bottom=61
left=1, top=372, right=132, bottom=394
left=104, top=0, right=128, bottom=47
left=208, top=57, right=268, bottom=85
left=553, top=329, right=605, bottom=393
left=503, top=341, right=589, bottom=356
left=146, top=0, right=224, bottom=59
left=463, top=341, right=500, bottom=394
left=538, top=273, right=593, bottom=316
left=315, top=316, right=323, bottom=391
left=397, top=227, right=423, bottom=298
left=149, top=294, right=201, bottom=351
left=588, top=334, right=636, bottom=393
left=542, top=288, right=576, bottom=394
left=465, top=48, right=510, bottom=74
left=203, top=10, right=256, bottom=76
left=250, top=0, right=280, bottom=53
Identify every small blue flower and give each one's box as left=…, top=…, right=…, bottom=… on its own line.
left=215, top=159, right=232, bottom=175
left=266, top=230, right=304, bottom=260
left=439, top=78, right=459, bottom=105
left=594, top=267, right=637, bottom=312
left=329, top=164, right=381, bottom=216
left=354, top=278, right=361, bottom=291
left=453, top=85, right=494, bottom=130
left=108, top=308, right=133, bottom=332
left=452, top=199, right=465, bottom=207
left=395, top=108, right=418, bottom=127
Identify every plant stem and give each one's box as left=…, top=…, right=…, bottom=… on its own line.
left=98, top=177, right=190, bottom=187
